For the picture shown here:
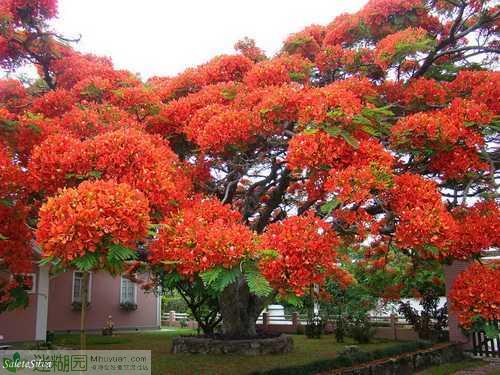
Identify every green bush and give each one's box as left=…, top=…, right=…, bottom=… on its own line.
left=305, top=315, right=324, bottom=339
left=348, top=319, right=376, bottom=344
left=334, top=319, right=346, bottom=343
left=162, top=296, right=189, bottom=313
left=252, top=340, right=433, bottom=375
left=295, top=324, right=304, bottom=335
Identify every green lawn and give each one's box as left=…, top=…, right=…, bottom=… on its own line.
left=52, top=329, right=396, bottom=375
left=417, top=359, right=487, bottom=375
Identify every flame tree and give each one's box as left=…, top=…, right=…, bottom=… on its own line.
left=0, top=0, right=499, bottom=337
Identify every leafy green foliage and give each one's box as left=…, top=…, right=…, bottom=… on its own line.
left=105, top=243, right=137, bottom=274
left=244, top=268, right=273, bottom=297
left=254, top=341, right=434, bottom=375
left=340, top=130, right=360, bottom=149
left=200, top=267, right=241, bottom=292
left=320, top=199, right=341, bottom=215
left=71, top=252, right=100, bottom=272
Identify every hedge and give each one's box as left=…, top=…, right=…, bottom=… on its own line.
left=252, top=340, right=434, bottom=375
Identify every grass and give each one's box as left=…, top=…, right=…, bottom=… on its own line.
left=51, top=329, right=396, bottom=375
left=417, top=359, right=487, bottom=375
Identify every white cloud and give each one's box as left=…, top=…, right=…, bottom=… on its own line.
left=52, top=0, right=368, bottom=79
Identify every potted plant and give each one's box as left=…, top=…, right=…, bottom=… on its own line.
left=71, top=301, right=90, bottom=311
left=119, top=302, right=138, bottom=311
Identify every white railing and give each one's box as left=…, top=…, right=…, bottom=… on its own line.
left=161, top=311, right=189, bottom=321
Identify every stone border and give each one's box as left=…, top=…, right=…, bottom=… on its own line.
left=171, top=334, right=293, bottom=355
left=328, top=343, right=464, bottom=375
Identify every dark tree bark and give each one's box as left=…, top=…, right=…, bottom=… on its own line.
left=218, top=278, right=268, bottom=338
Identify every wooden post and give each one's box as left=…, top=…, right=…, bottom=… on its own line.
left=292, top=312, right=299, bottom=331
left=262, top=312, right=269, bottom=332
left=390, top=313, right=398, bottom=341
left=169, top=310, right=176, bottom=326
left=80, top=271, right=89, bottom=350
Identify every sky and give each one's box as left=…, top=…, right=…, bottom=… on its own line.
left=51, top=0, right=368, bottom=79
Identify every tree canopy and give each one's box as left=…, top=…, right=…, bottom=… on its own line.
left=0, top=0, right=499, bottom=333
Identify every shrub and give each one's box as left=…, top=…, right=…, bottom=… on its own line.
left=305, top=315, right=324, bottom=339
left=347, top=318, right=376, bottom=344
left=334, top=319, right=346, bottom=343
left=398, top=292, right=448, bottom=341
left=252, top=340, right=433, bottom=375
left=162, top=295, right=189, bottom=313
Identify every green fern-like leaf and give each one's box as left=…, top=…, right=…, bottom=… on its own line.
left=200, top=267, right=224, bottom=286
left=72, top=252, right=100, bottom=272
left=214, top=268, right=241, bottom=291
left=201, top=267, right=240, bottom=292
left=244, top=269, right=273, bottom=297
left=340, top=130, right=360, bottom=149
left=107, top=243, right=137, bottom=263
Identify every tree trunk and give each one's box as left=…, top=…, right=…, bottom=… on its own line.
left=218, top=278, right=266, bottom=338
left=80, top=271, right=89, bottom=350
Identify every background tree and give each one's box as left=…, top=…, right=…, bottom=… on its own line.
left=0, top=0, right=498, bottom=340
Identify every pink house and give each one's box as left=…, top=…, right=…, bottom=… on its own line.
left=0, top=267, right=161, bottom=343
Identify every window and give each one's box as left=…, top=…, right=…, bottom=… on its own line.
left=72, top=272, right=91, bottom=302
left=120, top=277, right=137, bottom=304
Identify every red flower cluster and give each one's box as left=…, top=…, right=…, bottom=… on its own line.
left=402, top=78, right=448, bottom=108
left=0, top=79, right=27, bottom=113
left=260, top=214, right=342, bottom=296
left=149, top=55, right=253, bottom=101
left=322, top=0, right=438, bottom=48
left=449, top=201, right=500, bottom=259
left=391, top=98, right=492, bottom=180
left=55, top=104, right=142, bottom=140
left=201, top=55, right=254, bottom=85
left=147, top=82, right=241, bottom=136
left=5, top=0, right=57, bottom=21
left=254, top=84, right=302, bottom=130
left=35, top=180, right=150, bottom=263
left=297, top=84, right=363, bottom=127
left=110, top=86, right=162, bottom=121
left=184, top=104, right=261, bottom=153
left=447, top=70, right=500, bottom=112
left=323, top=13, right=361, bottom=46
left=29, top=128, right=191, bottom=215
left=385, top=174, right=456, bottom=257
left=325, top=163, right=393, bottom=205
left=28, top=133, right=84, bottom=193
left=392, top=100, right=490, bottom=147
left=282, top=25, right=326, bottom=60
left=315, top=45, right=356, bottom=75
left=375, top=27, right=430, bottom=68
left=244, top=54, right=312, bottom=88
left=288, top=131, right=392, bottom=177
left=9, top=113, right=58, bottom=164
left=149, top=198, right=255, bottom=276
left=429, top=147, right=489, bottom=181
left=0, top=144, right=32, bottom=274
left=287, top=130, right=352, bottom=171
left=50, top=51, right=139, bottom=91
left=234, top=37, right=266, bottom=62
left=31, top=89, right=75, bottom=118
left=449, top=262, right=500, bottom=328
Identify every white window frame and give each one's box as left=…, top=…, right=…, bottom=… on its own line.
left=120, top=276, right=137, bottom=304
left=72, top=271, right=92, bottom=303
left=11, top=273, right=36, bottom=294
